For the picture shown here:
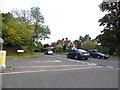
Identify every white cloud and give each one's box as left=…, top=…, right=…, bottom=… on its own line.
left=0, top=0, right=104, bottom=44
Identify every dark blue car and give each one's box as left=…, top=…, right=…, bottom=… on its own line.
left=67, top=49, right=90, bottom=60
left=88, top=49, right=109, bottom=59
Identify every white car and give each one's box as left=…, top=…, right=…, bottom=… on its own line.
left=44, top=49, right=53, bottom=55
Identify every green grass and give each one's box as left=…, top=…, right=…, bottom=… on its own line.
left=54, top=52, right=68, bottom=55
left=110, top=56, right=120, bottom=59
left=7, top=53, right=43, bottom=60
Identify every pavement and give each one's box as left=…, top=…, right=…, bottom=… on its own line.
left=1, top=54, right=119, bottom=88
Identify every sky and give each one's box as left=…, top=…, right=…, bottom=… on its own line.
left=0, top=0, right=105, bottom=44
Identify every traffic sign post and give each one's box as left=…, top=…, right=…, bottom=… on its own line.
left=0, top=50, right=7, bottom=68
left=0, top=37, right=4, bottom=50
left=0, top=38, right=5, bottom=73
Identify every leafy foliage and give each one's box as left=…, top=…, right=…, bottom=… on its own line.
left=81, top=41, right=96, bottom=51
left=96, top=1, right=120, bottom=55
left=2, top=13, right=31, bottom=46
left=73, top=34, right=92, bottom=49
left=30, top=7, right=50, bottom=41
left=2, top=7, right=51, bottom=53
left=34, top=41, right=43, bottom=52
left=30, top=7, right=44, bottom=24
left=55, top=45, right=63, bottom=52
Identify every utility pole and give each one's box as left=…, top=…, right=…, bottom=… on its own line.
left=0, top=13, right=2, bottom=50
left=0, top=37, right=4, bottom=50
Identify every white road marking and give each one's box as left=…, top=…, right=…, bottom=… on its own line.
left=110, top=61, right=118, bottom=63
left=54, top=60, right=61, bottom=62
left=65, top=58, right=97, bottom=65
left=47, top=55, right=97, bottom=66
left=46, top=55, right=55, bottom=57
left=89, top=63, right=97, bottom=65
left=2, top=66, right=102, bottom=75
left=106, top=66, right=119, bottom=70
left=107, top=66, right=114, bottom=68
left=116, top=68, right=120, bottom=70
left=33, top=60, right=61, bottom=63
left=15, top=64, right=96, bottom=68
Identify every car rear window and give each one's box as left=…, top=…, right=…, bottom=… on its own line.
left=77, top=49, right=87, bottom=53
left=81, top=52, right=88, bottom=54
left=78, top=50, right=86, bottom=52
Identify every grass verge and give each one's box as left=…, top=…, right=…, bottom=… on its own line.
left=7, top=53, right=43, bottom=60
left=54, top=52, right=67, bottom=55
left=110, top=56, right=120, bottom=59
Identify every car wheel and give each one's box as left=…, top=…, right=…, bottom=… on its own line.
left=97, top=56, right=101, bottom=59
left=75, top=55, right=78, bottom=60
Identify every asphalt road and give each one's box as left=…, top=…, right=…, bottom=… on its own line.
left=2, top=54, right=119, bottom=88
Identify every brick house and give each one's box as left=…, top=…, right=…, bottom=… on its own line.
left=55, top=38, right=75, bottom=50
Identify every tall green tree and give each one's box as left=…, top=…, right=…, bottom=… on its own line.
left=2, top=7, right=51, bottom=53
left=2, top=12, right=34, bottom=54
left=11, top=9, right=31, bottom=23
left=11, top=7, right=51, bottom=41
left=81, top=41, right=96, bottom=51
left=81, top=35, right=96, bottom=50
left=73, top=34, right=92, bottom=49
left=96, top=1, right=120, bottom=55
left=30, top=7, right=50, bottom=41
left=73, top=40, right=80, bottom=49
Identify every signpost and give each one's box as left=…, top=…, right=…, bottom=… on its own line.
left=0, top=51, right=6, bottom=68
left=0, top=38, right=6, bottom=72
left=0, top=37, right=4, bottom=50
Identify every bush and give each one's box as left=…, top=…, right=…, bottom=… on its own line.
left=21, top=46, right=34, bottom=54
left=81, top=41, right=96, bottom=51
left=34, top=42, right=42, bottom=52
left=55, top=45, right=63, bottom=52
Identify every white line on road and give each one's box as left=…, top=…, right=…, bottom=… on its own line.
left=116, top=68, right=120, bottom=70
left=110, top=61, right=118, bottom=63
left=33, top=60, right=61, bottom=63
left=47, top=55, right=97, bottom=66
left=107, top=66, right=114, bottom=68
left=106, top=66, right=119, bottom=70
left=46, top=55, right=55, bottom=57
left=65, top=59, right=97, bottom=65
left=2, top=66, right=102, bottom=75
left=14, top=64, right=96, bottom=68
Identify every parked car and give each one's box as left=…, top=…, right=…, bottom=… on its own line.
left=44, top=49, right=53, bottom=55
left=88, top=49, right=109, bottom=59
left=67, top=49, right=90, bottom=60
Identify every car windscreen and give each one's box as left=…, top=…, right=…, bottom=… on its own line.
left=97, top=52, right=105, bottom=55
